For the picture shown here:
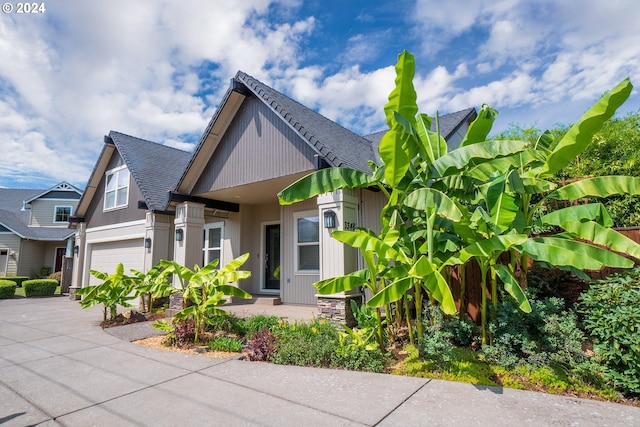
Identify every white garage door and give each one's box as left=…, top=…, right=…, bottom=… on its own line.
left=88, top=239, right=144, bottom=285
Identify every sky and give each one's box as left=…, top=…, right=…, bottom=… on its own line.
left=1, top=0, right=639, bottom=189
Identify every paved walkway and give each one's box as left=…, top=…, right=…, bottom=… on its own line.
left=1, top=297, right=638, bottom=426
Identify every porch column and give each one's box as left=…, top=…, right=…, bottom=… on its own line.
left=316, top=189, right=362, bottom=326
left=169, top=202, right=205, bottom=311
left=69, top=222, right=86, bottom=300
left=144, top=212, right=172, bottom=272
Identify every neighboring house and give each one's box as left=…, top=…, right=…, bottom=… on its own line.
left=0, top=182, right=82, bottom=277
left=70, top=71, right=476, bottom=317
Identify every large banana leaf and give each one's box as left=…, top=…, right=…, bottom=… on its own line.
left=379, top=126, right=411, bottom=187
left=466, top=149, right=544, bottom=181
left=540, top=203, right=613, bottom=228
left=431, top=140, right=528, bottom=177
left=314, top=269, right=368, bottom=294
left=558, top=220, right=640, bottom=259
left=367, top=277, right=412, bottom=307
left=404, top=188, right=463, bottom=221
left=454, top=234, right=529, bottom=264
left=384, top=50, right=417, bottom=129
left=409, top=256, right=456, bottom=314
left=277, top=167, right=376, bottom=205
left=548, top=176, right=640, bottom=201
left=520, top=237, right=634, bottom=269
left=494, top=264, right=531, bottom=312
left=539, top=78, right=633, bottom=177
left=416, top=113, right=447, bottom=162
left=460, top=104, right=498, bottom=147
left=332, top=230, right=398, bottom=261
left=484, top=173, right=520, bottom=233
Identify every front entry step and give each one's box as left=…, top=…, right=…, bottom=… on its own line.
left=253, top=296, right=282, bottom=306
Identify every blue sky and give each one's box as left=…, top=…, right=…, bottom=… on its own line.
left=1, top=0, right=639, bottom=189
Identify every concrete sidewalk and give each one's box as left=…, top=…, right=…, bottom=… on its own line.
left=0, top=298, right=638, bottom=426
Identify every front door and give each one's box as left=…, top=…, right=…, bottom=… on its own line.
left=54, top=247, right=66, bottom=272
left=264, top=224, right=280, bottom=290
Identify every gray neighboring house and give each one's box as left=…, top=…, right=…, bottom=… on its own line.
left=0, top=182, right=82, bottom=277
left=70, top=71, right=476, bottom=316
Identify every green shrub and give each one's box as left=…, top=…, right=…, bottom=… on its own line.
left=578, top=269, right=640, bottom=395
left=0, top=276, right=29, bottom=287
left=240, top=314, right=282, bottom=337
left=334, top=325, right=386, bottom=372
left=0, top=280, right=17, bottom=299
left=208, top=336, right=243, bottom=353
left=482, top=290, right=586, bottom=370
left=23, top=279, right=58, bottom=297
left=270, top=320, right=338, bottom=368
left=206, top=313, right=245, bottom=335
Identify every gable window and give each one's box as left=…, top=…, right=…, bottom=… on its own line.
left=54, top=206, right=72, bottom=223
left=294, top=211, right=319, bottom=273
left=203, top=222, right=224, bottom=267
left=104, top=166, right=130, bottom=210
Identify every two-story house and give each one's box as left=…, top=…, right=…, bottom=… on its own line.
left=0, top=182, right=82, bottom=278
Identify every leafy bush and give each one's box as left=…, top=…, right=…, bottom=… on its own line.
left=334, top=325, right=386, bottom=372
left=47, top=271, right=62, bottom=283
left=207, top=313, right=245, bottom=336
left=240, top=314, right=282, bottom=337
left=527, top=266, right=589, bottom=308
left=482, top=290, right=586, bottom=370
left=174, top=318, right=196, bottom=347
left=23, top=279, right=58, bottom=297
left=208, top=336, right=243, bottom=353
left=0, top=280, right=17, bottom=299
left=244, top=327, right=277, bottom=361
left=578, top=269, right=640, bottom=395
left=270, top=320, right=338, bottom=367
left=0, top=276, right=29, bottom=287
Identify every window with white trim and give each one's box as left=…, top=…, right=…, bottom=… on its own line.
left=104, top=166, right=130, bottom=210
left=54, top=206, right=72, bottom=223
left=203, top=222, right=224, bottom=267
left=294, top=211, right=319, bottom=272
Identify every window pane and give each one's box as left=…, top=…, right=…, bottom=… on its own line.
left=105, top=173, right=116, bottom=191
left=209, top=227, right=221, bottom=248
left=116, top=187, right=128, bottom=206
left=105, top=191, right=115, bottom=208
left=297, top=217, right=319, bottom=243
left=55, top=207, right=71, bottom=222
left=298, top=245, right=319, bottom=270
left=118, top=169, right=129, bottom=187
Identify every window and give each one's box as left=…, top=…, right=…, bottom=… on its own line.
left=203, top=222, right=223, bottom=267
left=294, top=212, right=319, bottom=272
left=104, top=166, right=130, bottom=210
left=54, top=206, right=72, bottom=223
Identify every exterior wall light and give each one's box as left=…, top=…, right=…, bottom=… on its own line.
left=73, top=245, right=79, bottom=256
left=175, top=228, right=184, bottom=242
left=144, top=237, right=152, bottom=249
left=323, top=209, right=337, bottom=229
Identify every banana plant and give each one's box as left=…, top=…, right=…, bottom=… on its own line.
left=75, top=263, right=137, bottom=322
left=130, top=264, right=174, bottom=312
left=162, top=254, right=252, bottom=343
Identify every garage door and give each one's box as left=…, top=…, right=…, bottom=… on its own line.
left=88, top=239, right=144, bottom=285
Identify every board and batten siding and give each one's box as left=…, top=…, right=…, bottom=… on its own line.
left=84, top=152, right=146, bottom=228
left=192, top=96, right=317, bottom=195
left=28, top=199, right=79, bottom=227
left=282, top=198, right=318, bottom=305
left=239, top=203, right=281, bottom=294
left=0, top=234, right=21, bottom=276
left=16, top=240, right=46, bottom=277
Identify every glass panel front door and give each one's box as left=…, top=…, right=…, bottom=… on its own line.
left=264, top=224, right=280, bottom=290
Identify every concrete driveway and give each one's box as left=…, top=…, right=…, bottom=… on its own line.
left=1, top=297, right=638, bottom=426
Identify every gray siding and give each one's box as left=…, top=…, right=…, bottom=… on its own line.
left=282, top=198, right=318, bottom=305
left=85, top=152, right=146, bottom=228
left=192, top=96, right=317, bottom=195
left=0, top=234, right=21, bottom=276
left=29, top=199, right=79, bottom=227
left=17, top=240, right=46, bottom=277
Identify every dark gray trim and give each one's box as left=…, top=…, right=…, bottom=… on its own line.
left=168, top=192, right=239, bottom=213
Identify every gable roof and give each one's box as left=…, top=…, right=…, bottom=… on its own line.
left=73, top=132, right=192, bottom=220
left=177, top=71, right=378, bottom=193
left=0, top=186, right=78, bottom=240
left=24, top=182, right=82, bottom=203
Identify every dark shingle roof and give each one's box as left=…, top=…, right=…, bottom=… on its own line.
left=0, top=188, right=76, bottom=240
left=234, top=72, right=377, bottom=172
left=109, top=131, right=192, bottom=212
